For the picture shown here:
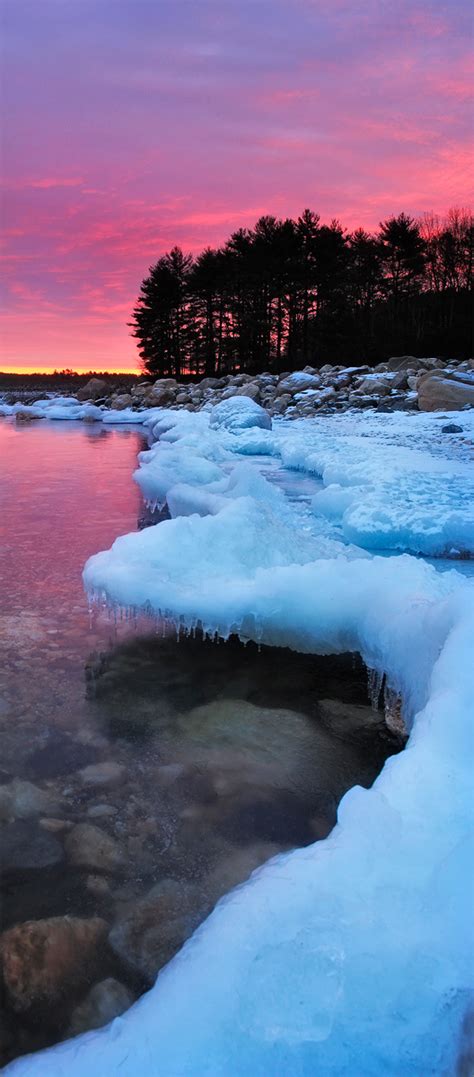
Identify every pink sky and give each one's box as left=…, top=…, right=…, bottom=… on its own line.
left=1, top=0, right=472, bottom=372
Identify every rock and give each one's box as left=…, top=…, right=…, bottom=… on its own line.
left=153, top=378, right=178, bottom=391
left=86, top=803, right=118, bottom=819
left=0, top=778, right=58, bottom=822
left=277, top=372, right=321, bottom=394
left=15, top=411, right=41, bottom=422
left=78, top=761, right=125, bottom=788
left=356, top=377, right=391, bottom=396
left=441, top=423, right=463, bottom=434
left=234, top=382, right=261, bottom=402
left=85, top=874, right=111, bottom=897
left=418, top=370, right=474, bottom=412
left=65, top=823, right=123, bottom=874
left=209, top=396, right=272, bottom=432
left=26, top=731, right=97, bottom=778
left=0, top=915, right=107, bottom=1012
left=271, top=393, right=292, bottom=414
left=39, top=817, right=72, bottom=834
left=111, top=393, right=133, bottom=410
left=0, top=820, right=64, bottom=876
left=66, top=977, right=135, bottom=1038
left=131, top=381, right=152, bottom=397
left=77, top=378, right=109, bottom=401
left=146, top=388, right=177, bottom=407
left=198, top=377, right=225, bottom=391
left=317, top=698, right=405, bottom=746
left=390, top=371, right=409, bottom=390
left=204, top=843, right=283, bottom=906
left=387, top=355, right=435, bottom=372
left=155, top=763, right=187, bottom=788
left=108, top=878, right=203, bottom=981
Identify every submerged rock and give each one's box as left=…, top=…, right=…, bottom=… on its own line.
left=204, top=842, right=284, bottom=906
left=317, top=698, right=405, bottom=747
left=26, top=732, right=97, bottom=779
left=78, top=761, right=125, bottom=788
left=0, top=915, right=107, bottom=1012
left=0, top=820, right=64, bottom=876
left=66, top=977, right=135, bottom=1038
left=65, top=823, right=123, bottom=874
left=0, top=778, right=59, bottom=822
left=108, top=878, right=204, bottom=981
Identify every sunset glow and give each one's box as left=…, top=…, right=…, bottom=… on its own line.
left=1, top=0, right=472, bottom=373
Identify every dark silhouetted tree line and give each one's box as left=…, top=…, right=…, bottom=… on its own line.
left=130, top=208, right=472, bottom=377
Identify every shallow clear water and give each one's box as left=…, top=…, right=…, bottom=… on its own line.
left=0, top=419, right=400, bottom=1063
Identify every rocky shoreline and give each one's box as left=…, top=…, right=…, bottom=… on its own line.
left=74, top=354, right=474, bottom=419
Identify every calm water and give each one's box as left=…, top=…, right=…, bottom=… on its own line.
left=0, top=419, right=400, bottom=1064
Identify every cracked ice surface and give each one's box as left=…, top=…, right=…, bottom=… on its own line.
left=6, top=401, right=474, bottom=1076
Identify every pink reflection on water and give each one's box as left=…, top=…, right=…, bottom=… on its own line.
left=0, top=419, right=145, bottom=616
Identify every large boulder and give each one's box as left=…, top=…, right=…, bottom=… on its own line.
left=0, top=915, right=107, bottom=1012
left=387, top=356, right=438, bottom=372
left=77, top=378, right=109, bottom=401
left=417, top=370, right=474, bottom=412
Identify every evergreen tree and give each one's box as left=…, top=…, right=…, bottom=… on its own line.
left=129, top=207, right=472, bottom=376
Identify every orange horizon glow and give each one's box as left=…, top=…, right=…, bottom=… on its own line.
left=0, top=366, right=140, bottom=376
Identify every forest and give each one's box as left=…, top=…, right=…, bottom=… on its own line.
left=130, top=208, right=472, bottom=377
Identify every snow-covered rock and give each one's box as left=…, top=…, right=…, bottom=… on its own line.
left=210, top=396, right=272, bottom=432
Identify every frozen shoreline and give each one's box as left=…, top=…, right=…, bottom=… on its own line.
left=3, top=396, right=474, bottom=1075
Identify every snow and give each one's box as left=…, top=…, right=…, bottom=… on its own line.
left=0, top=397, right=162, bottom=425
left=3, top=398, right=474, bottom=1075
left=209, top=395, right=272, bottom=432
left=278, top=371, right=321, bottom=391
left=278, top=410, right=474, bottom=557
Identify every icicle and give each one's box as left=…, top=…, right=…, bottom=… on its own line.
left=367, top=666, right=384, bottom=710
left=383, top=682, right=407, bottom=738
